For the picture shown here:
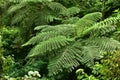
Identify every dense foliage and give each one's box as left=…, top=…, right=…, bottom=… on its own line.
left=1, top=0, right=120, bottom=80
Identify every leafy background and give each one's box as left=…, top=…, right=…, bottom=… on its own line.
left=1, top=0, right=120, bottom=80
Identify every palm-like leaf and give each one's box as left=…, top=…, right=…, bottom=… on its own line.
left=34, top=24, right=75, bottom=38
left=22, top=31, right=60, bottom=46
left=75, top=12, right=102, bottom=36
left=23, top=12, right=120, bottom=77
left=48, top=45, right=81, bottom=76
left=61, top=7, right=80, bottom=17
left=26, top=36, right=73, bottom=58
left=86, top=37, right=120, bottom=52
left=78, top=16, right=120, bottom=38
left=48, top=42, right=101, bottom=76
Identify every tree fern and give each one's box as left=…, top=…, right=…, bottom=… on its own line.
left=4, top=0, right=69, bottom=41
left=48, top=43, right=101, bottom=76
left=7, top=0, right=66, bottom=26
left=23, top=13, right=120, bottom=77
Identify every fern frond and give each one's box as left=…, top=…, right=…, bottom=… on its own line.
left=11, top=9, right=27, bottom=25
left=48, top=45, right=81, bottom=76
left=47, top=2, right=66, bottom=13
left=34, top=9, right=57, bottom=25
left=80, top=46, right=101, bottom=66
left=26, top=36, right=73, bottom=58
left=7, top=0, right=66, bottom=26
left=22, top=31, right=60, bottom=46
left=79, top=16, right=120, bottom=38
left=82, top=12, right=102, bottom=21
left=48, top=42, right=101, bottom=76
left=61, top=7, right=80, bottom=17
left=75, top=12, right=102, bottom=36
left=62, top=17, right=79, bottom=24
left=91, top=25, right=116, bottom=37
left=86, top=37, right=120, bottom=52
left=35, top=24, right=75, bottom=37
left=73, top=42, right=101, bottom=66
left=76, top=12, right=102, bottom=27
left=111, top=31, right=120, bottom=41
left=7, top=3, right=26, bottom=14
left=34, top=25, right=50, bottom=30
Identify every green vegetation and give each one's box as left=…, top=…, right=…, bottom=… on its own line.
left=1, top=0, right=120, bottom=80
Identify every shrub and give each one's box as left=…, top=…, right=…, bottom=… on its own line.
left=0, top=27, right=24, bottom=59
